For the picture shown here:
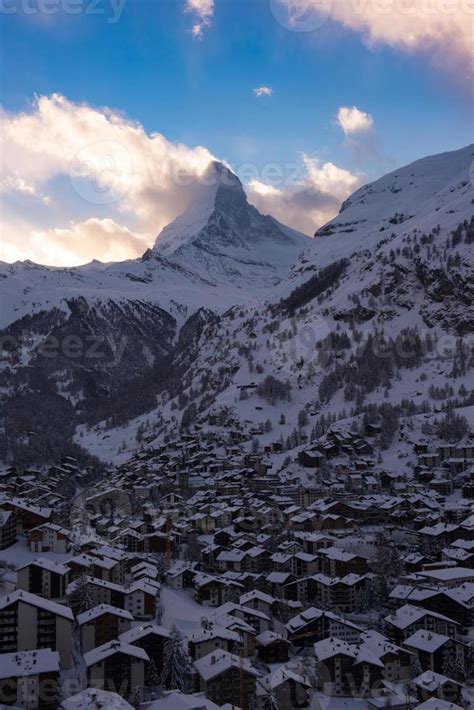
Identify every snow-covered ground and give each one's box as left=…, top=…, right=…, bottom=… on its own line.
left=161, top=587, right=215, bottom=639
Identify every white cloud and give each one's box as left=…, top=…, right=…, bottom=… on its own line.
left=254, top=86, right=274, bottom=98
left=185, top=0, right=214, bottom=38
left=29, top=218, right=151, bottom=267
left=0, top=93, right=364, bottom=263
left=337, top=106, right=374, bottom=135
left=248, top=155, right=363, bottom=235
left=0, top=94, right=216, bottom=264
left=0, top=176, right=52, bottom=204
left=280, top=0, right=473, bottom=75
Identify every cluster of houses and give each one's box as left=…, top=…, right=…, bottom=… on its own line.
left=0, top=420, right=472, bottom=709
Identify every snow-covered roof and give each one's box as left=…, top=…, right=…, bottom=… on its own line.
left=191, top=625, right=241, bottom=645
left=286, top=606, right=324, bottom=632
left=84, top=640, right=149, bottom=667
left=385, top=604, right=459, bottom=630
left=415, top=567, right=474, bottom=583
left=413, top=670, right=460, bottom=692
left=314, top=637, right=356, bottom=662
left=239, top=590, right=275, bottom=606
left=0, top=590, right=74, bottom=620
left=60, top=687, right=134, bottom=709
left=194, top=650, right=261, bottom=681
left=413, top=700, right=463, bottom=710
left=17, top=556, right=70, bottom=575
left=76, top=604, right=133, bottom=625
left=140, top=690, right=222, bottom=710
left=259, top=666, right=311, bottom=692
left=0, top=649, right=60, bottom=679
left=255, top=630, right=288, bottom=647
left=119, top=623, right=171, bottom=643
left=404, top=629, right=449, bottom=653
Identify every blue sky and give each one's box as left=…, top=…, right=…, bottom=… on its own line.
left=0, top=0, right=472, bottom=264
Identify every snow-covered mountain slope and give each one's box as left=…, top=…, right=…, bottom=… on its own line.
left=84, top=146, right=473, bottom=466
left=291, top=144, right=474, bottom=278
left=1, top=145, right=473, bottom=469
left=0, top=251, right=231, bottom=331
left=0, top=162, right=309, bottom=331
left=153, top=161, right=309, bottom=287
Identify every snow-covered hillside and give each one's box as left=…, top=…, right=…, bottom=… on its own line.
left=293, top=144, right=474, bottom=277
left=0, top=146, right=473, bottom=468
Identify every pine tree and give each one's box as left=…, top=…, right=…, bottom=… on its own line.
left=146, top=658, right=161, bottom=689
left=160, top=625, right=192, bottom=693
left=68, top=574, right=95, bottom=615
left=262, top=687, right=279, bottom=710
left=153, top=554, right=166, bottom=582
left=410, top=654, right=423, bottom=678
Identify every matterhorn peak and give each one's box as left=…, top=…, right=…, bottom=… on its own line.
left=204, top=160, right=243, bottom=190
left=152, top=159, right=308, bottom=286
left=152, top=161, right=244, bottom=258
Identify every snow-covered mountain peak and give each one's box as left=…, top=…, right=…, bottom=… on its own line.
left=152, top=160, right=309, bottom=287
left=152, top=161, right=244, bottom=258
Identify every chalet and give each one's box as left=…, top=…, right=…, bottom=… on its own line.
left=194, top=573, right=244, bottom=607
left=413, top=670, right=464, bottom=705
left=118, top=623, right=170, bottom=670
left=239, top=590, right=277, bottom=617
left=84, top=640, right=149, bottom=701
left=265, top=571, right=296, bottom=598
left=29, top=523, right=70, bottom=554
left=0, top=509, right=16, bottom=550
left=419, top=523, right=461, bottom=547
left=126, top=579, right=158, bottom=620
left=216, top=601, right=271, bottom=635
left=194, top=650, right=261, bottom=708
left=17, top=558, right=70, bottom=601
left=189, top=626, right=243, bottom=661
left=77, top=604, right=133, bottom=653
left=298, top=449, right=325, bottom=468
left=255, top=630, right=290, bottom=664
left=318, top=547, right=368, bottom=577
left=0, top=497, right=51, bottom=533
left=0, top=649, right=60, bottom=710
left=0, top=590, right=73, bottom=669
left=286, top=607, right=363, bottom=647
left=256, top=667, right=311, bottom=710
left=313, top=637, right=364, bottom=696
left=384, top=604, right=461, bottom=645
left=131, top=562, right=159, bottom=582
left=313, top=633, right=410, bottom=698
left=403, top=630, right=465, bottom=674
